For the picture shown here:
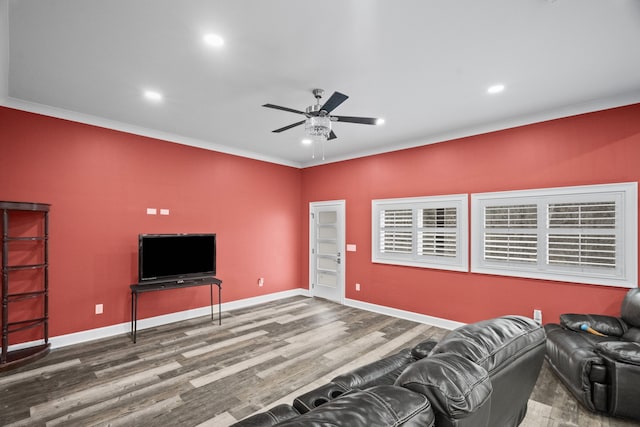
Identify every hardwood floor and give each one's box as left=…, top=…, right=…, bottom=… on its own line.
left=1, top=296, right=638, bottom=426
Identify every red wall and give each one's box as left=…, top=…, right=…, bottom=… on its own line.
left=1, top=107, right=303, bottom=341
left=2, top=103, right=639, bottom=344
left=301, top=103, right=640, bottom=324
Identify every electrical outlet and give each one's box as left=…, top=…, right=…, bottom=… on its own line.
left=258, top=277, right=264, bottom=287
left=95, top=304, right=103, bottom=315
left=355, top=283, right=360, bottom=291
left=533, top=309, right=542, bottom=324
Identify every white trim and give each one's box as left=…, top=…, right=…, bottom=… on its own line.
left=344, top=298, right=464, bottom=331
left=299, top=90, right=640, bottom=168
left=5, top=290, right=472, bottom=356
left=4, top=91, right=639, bottom=171
left=6, top=288, right=310, bottom=352
left=309, top=200, right=346, bottom=305
left=0, top=97, right=302, bottom=168
left=3, top=89, right=640, bottom=170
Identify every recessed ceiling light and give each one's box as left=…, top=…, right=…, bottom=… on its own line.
left=143, top=90, right=163, bottom=102
left=375, top=118, right=385, bottom=126
left=487, top=84, right=505, bottom=94
left=204, top=33, right=224, bottom=47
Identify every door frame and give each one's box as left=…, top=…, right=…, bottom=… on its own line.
left=309, top=200, right=346, bottom=304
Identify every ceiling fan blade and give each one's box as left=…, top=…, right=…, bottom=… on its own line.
left=332, top=115, right=378, bottom=125
left=320, top=91, right=349, bottom=113
left=263, top=103, right=307, bottom=115
left=272, top=120, right=306, bottom=133
left=328, top=130, right=337, bottom=140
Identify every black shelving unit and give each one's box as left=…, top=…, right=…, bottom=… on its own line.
left=1, top=201, right=50, bottom=371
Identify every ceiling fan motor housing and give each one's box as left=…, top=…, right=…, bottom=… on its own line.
left=312, top=88, right=324, bottom=100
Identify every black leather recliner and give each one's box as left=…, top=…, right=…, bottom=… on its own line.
left=545, top=288, right=640, bottom=421
left=231, top=315, right=546, bottom=427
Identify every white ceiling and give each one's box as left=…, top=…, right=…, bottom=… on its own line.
left=2, top=0, right=640, bottom=168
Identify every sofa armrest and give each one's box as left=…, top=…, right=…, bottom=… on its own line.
left=411, top=339, right=438, bottom=359
left=331, top=348, right=415, bottom=390
left=278, top=385, right=435, bottom=427
left=595, top=341, right=640, bottom=420
left=292, top=382, right=348, bottom=414
left=395, top=353, right=492, bottom=427
left=596, top=341, right=640, bottom=365
left=622, top=326, right=640, bottom=343
left=560, top=314, right=627, bottom=337
left=230, top=404, right=299, bottom=427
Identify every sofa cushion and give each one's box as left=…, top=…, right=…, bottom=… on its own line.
left=277, top=385, right=435, bottom=427
left=544, top=323, right=608, bottom=412
left=429, top=315, right=545, bottom=375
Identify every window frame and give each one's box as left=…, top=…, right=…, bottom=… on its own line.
left=372, top=194, right=468, bottom=272
left=471, top=182, right=638, bottom=288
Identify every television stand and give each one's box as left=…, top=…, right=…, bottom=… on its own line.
left=129, top=276, right=222, bottom=343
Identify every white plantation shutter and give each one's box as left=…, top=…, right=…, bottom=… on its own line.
left=484, top=204, right=537, bottom=263
left=484, top=233, right=537, bottom=263
left=471, top=183, right=637, bottom=288
left=547, top=201, right=617, bottom=269
left=548, top=202, right=616, bottom=228
left=373, top=195, right=468, bottom=272
left=380, top=209, right=413, bottom=254
left=548, top=234, right=616, bottom=268
left=418, top=208, right=457, bottom=257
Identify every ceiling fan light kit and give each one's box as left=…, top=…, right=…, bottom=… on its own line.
left=263, top=88, right=381, bottom=159
left=305, top=115, right=331, bottom=139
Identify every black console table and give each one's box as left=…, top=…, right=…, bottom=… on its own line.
left=130, top=276, right=222, bottom=343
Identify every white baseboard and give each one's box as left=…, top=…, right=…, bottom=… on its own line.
left=344, top=298, right=465, bottom=331
left=6, top=289, right=466, bottom=354
left=7, top=288, right=310, bottom=352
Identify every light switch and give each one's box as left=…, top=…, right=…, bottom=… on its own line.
left=146, top=208, right=157, bottom=215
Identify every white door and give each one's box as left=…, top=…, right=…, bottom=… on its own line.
left=309, top=200, right=345, bottom=303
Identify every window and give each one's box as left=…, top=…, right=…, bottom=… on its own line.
left=471, top=182, right=637, bottom=288
left=372, top=195, right=468, bottom=271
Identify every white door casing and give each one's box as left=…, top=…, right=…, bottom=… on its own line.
left=309, top=200, right=345, bottom=303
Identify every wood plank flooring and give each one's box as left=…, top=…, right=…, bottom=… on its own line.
left=1, top=296, right=638, bottom=426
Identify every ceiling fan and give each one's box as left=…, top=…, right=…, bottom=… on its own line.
left=262, top=89, right=382, bottom=141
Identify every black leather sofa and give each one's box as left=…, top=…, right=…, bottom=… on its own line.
left=545, top=288, right=640, bottom=421
left=231, top=315, right=546, bottom=427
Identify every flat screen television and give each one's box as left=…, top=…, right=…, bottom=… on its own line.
left=138, top=233, right=216, bottom=282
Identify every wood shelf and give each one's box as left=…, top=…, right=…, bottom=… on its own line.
left=1, top=201, right=50, bottom=370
